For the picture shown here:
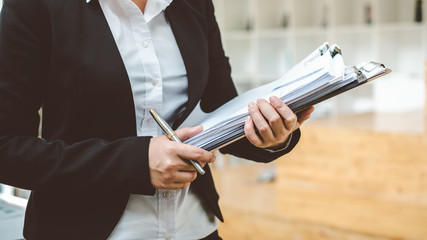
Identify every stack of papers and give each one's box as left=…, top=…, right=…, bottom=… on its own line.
left=181, top=43, right=390, bottom=151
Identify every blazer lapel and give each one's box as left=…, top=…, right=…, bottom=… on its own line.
left=75, top=0, right=137, bottom=138
left=86, top=0, right=209, bottom=130
left=165, top=0, right=210, bottom=128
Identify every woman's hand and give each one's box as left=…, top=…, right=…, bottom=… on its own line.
left=148, top=126, right=215, bottom=190
left=244, top=96, right=314, bottom=149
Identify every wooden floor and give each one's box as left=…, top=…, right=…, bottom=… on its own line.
left=212, top=112, right=427, bottom=240
left=212, top=163, right=393, bottom=240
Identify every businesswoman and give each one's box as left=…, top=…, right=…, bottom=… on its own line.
left=0, top=0, right=313, bottom=239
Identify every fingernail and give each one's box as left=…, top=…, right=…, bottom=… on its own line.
left=269, top=96, right=278, bottom=103
left=271, top=97, right=282, bottom=108
left=248, top=102, right=256, bottom=109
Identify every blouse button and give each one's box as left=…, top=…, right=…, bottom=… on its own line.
left=162, top=191, right=171, bottom=199
left=142, top=40, right=149, bottom=48
left=151, top=79, right=159, bottom=86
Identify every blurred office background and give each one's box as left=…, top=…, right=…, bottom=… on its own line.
left=1, top=0, right=427, bottom=239
left=211, top=0, right=427, bottom=239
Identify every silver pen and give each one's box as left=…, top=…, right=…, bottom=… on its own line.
left=149, top=108, right=206, bottom=175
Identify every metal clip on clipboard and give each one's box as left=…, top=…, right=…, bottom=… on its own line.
left=356, top=61, right=386, bottom=83
left=318, top=43, right=342, bottom=58
left=319, top=43, right=330, bottom=56
left=330, top=45, right=342, bottom=58
left=357, top=69, right=368, bottom=83
left=344, top=66, right=360, bottom=81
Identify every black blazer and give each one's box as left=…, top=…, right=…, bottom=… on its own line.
left=0, top=0, right=301, bottom=239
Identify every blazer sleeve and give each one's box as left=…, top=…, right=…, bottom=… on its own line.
left=201, top=0, right=301, bottom=163
left=0, top=0, right=155, bottom=195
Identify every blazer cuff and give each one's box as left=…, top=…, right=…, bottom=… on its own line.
left=263, top=133, right=293, bottom=153
left=130, top=136, right=156, bottom=195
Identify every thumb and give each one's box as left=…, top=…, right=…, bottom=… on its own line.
left=175, top=125, right=204, bottom=141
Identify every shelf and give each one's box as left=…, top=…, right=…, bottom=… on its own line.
left=373, top=73, right=425, bottom=113
left=376, top=22, right=426, bottom=31
left=293, top=0, right=328, bottom=28
left=223, top=38, right=256, bottom=77
left=293, top=26, right=330, bottom=36
left=255, top=0, right=291, bottom=29
left=293, top=35, right=328, bottom=63
left=377, top=30, right=424, bottom=76
left=332, top=32, right=374, bottom=66
left=255, top=29, right=293, bottom=38
left=376, top=0, right=421, bottom=24
left=222, top=0, right=251, bottom=31
left=333, top=0, right=371, bottom=26
left=333, top=25, right=375, bottom=34
left=214, top=0, right=426, bottom=120
left=223, top=30, right=255, bottom=41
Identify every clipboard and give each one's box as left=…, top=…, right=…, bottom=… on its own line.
left=181, top=43, right=392, bottom=152
left=293, top=66, right=392, bottom=113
